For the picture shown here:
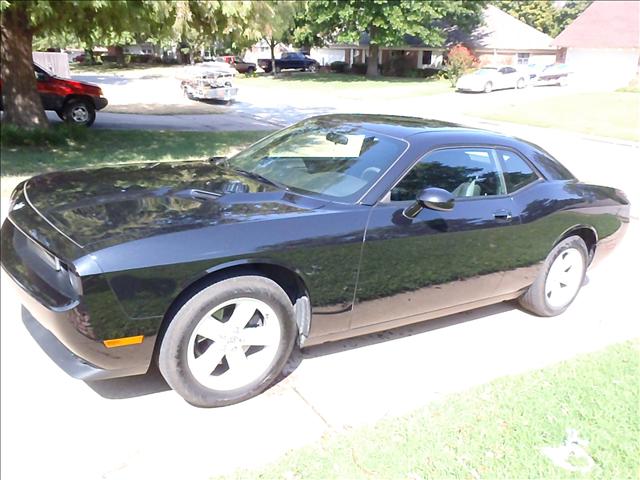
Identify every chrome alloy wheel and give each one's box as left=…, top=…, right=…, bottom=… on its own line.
left=187, top=298, right=281, bottom=391
left=70, top=104, right=90, bottom=123
left=544, top=248, right=585, bottom=309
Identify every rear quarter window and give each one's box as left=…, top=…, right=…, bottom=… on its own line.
left=496, top=149, right=539, bottom=192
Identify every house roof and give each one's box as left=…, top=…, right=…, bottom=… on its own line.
left=553, top=1, right=640, bottom=49
left=447, top=5, right=555, bottom=51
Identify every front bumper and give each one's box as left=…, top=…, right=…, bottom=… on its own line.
left=1, top=216, right=155, bottom=381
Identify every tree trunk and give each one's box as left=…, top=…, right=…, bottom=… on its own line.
left=269, top=38, right=276, bottom=77
left=0, top=4, right=48, bottom=129
left=367, top=44, right=380, bottom=77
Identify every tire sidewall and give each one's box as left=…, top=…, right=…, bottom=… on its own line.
left=159, top=276, right=297, bottom=407
left=526, top=236, right=588, bottom=316
left=64, top=99, right=96, bottom=126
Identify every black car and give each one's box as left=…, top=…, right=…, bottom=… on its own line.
left=1, top=115, right=629, bottom=407
left=258, top=52, right=319, bottom=73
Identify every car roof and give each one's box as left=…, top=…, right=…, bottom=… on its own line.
left=307, top=114, right=517, bottom=143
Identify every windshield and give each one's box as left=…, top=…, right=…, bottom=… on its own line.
left=226, top=118, right=406, bottom=202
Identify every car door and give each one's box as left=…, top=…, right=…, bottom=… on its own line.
left=352, top=146, right=518, bottom=329
left=34, top=65, right=60, bottom=111
left=499, top=66, right=517, bottom=88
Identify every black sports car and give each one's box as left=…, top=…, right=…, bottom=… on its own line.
left=1, top=115, right=630, bottom=407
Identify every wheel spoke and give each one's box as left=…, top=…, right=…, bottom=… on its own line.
left=240, top=326, right=279, bottom=346
left=191, top=343, right=226, bottom=377
left=226, top=346, right=249, bottom=371
left=195, top=315, right=225, bottom=340
left=228, top=302, right=257, bottom=328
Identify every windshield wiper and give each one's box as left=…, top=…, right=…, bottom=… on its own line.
left=231, top=168, right=289, bottom=191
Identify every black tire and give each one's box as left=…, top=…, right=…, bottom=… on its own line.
left=246, top=66, right=255, bottom=74
left=484, top=82, right=493, bottom=93
left=308, top=64, right=318, bottom=73
left=158, top=275, right=297, bottom=407
left=518, top=236, right=588, bottom=317
left=63, top=98, right=96, bottom=126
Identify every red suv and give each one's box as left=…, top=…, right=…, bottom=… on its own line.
left=0, top=63, right=108, bottom=126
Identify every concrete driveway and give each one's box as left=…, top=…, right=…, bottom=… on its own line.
left=1, top=124, right=638, bottom=480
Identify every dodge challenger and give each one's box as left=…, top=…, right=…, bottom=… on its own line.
left=0, top=115, right=629, bottom=407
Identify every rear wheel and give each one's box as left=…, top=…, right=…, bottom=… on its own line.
left=63, top=98, right=96, bottom=126
left=308, top=64, right=318, bottom=73
left=484, top=82, right=493, bottom=93
left=158, top=276, right=297, bottom=407
left=518, top=236, right=588, bottom=316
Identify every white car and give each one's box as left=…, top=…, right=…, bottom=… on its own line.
left=456, top=66, right=527, bottom=93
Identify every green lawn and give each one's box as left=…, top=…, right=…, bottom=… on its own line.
left=0, top=129, right=271, bottom=196
left=235, top=73, right=452, bottom=100
left=225, top=340, right=640, bottom=480
left=469, top=92, right=640, bottom=142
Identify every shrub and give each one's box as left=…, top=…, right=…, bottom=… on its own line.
left=0, top=123, right=89, bottom=148
left=351, top=62, right=367, bottom=75
left=330, top=61, right=348, bottom=73
left=445, top=44, right=477, bottom=87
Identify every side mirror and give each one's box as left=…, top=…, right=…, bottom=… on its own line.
left=403, top=187, right=454, bottom=218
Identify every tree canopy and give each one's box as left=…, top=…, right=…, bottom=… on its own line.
left=296, top=0, right=486, bottom=76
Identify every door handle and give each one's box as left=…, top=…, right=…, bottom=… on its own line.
left=493, top=209, right=512, bottom=222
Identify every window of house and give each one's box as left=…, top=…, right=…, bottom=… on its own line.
left=495, top=149, right=539, bottom=192
left=517, top=52, right=530, bottom=64
left=422, top=50, right=432, bottom=66
left=390, top=148, right=507, bottom=201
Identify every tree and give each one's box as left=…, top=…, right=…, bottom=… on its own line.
left=251, top=1, right=303, bottom=76
left=554, top=1, right=591, bottom=35
left=298, top=0, right=485, bottom=77
left=445, top=44, right=477, bottom=87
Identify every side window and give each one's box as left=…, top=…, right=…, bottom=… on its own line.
left=496, top=149, right=539, bottom=192
left=390, top=148, right=507, bottom=201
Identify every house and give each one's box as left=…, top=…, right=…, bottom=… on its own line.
left=243, top=39, right=292, bottom=64
left=553, top=0, right=640, bottom=88
left=449, top=5, right=556, bottom=67
left=309, top=6, right=556, bottom=73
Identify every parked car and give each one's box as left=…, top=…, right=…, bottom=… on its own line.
left=535, top=63, right=572, bottom=86
left=0, top=63, right=108, bottom=126
left=456, top=66, right=527, bottom=93
left=177, top=62, right=238, bottom=102
left=1, top=114, right=629, bottom=407
left=216, top=55, right=257, bottom=74
left=258, top=51, right=319, bottom=73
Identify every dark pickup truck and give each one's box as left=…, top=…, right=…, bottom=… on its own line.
left=258, top=52, right=319, bottom=73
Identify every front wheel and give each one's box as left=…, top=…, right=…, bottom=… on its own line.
left=63, top=98, right=96, bottom=126
left=308, top=64, right=318, bottom=73
left=484, top=82, right=493, bottom=93
left=518, top=236, right=588, bottom=316
left=158, top=276, right=297, bottom=407
left=516, top=77, right=525, bottom=89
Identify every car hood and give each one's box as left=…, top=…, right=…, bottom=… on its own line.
left=23, top=161, right=326, bottom=249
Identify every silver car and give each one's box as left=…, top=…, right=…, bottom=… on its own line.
left=456, top=66, right=527, bottom=93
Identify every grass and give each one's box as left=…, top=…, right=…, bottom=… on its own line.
left=0, top=127, right=271, bottom=196
left=468, top=92, right=640, bottom=141
left=234, top=73, right=451, bottom=100
left=225, top=339, right=640, bottom=480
